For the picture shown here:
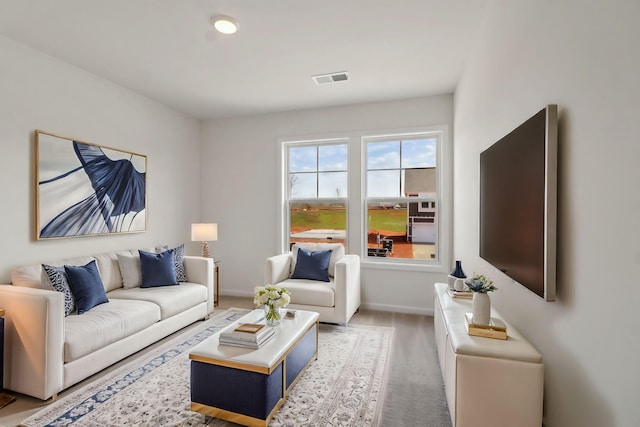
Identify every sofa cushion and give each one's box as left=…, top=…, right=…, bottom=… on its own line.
left=11, top=256, right=95, bottom=290
left=291, top=243, right=345, bottom=277
left=278, top=278, right=335, bottom=307
left=117, top=251, right=143, bottom=289
left=64, top=298, right=161, bottom=363
left=93, top=252, right=124, bottom=293
left=65, top=260, right=109, bottom=314
left=139, top=249, right=178, bottom=288
left=108, top=283, right=207, bottom=319
left=291, top=248, right=332, bottom=282
left=42, top=264, right=76, bottom=316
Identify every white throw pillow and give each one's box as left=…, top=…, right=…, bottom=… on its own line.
left=291, top=243, right=345, bottom=278
left=117, top=252, right=142, bottom=289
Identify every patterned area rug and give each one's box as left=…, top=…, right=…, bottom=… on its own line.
left=21, top=308, right=393, bottom=427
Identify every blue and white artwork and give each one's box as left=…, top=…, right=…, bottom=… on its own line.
left=36, top=131, right=147, bottom=239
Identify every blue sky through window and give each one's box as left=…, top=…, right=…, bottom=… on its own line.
left=288, top=138, right=436, bottom=199
left=289, top=144, right=347, bottom=198
left=367, top=138, right=436, bottom=197
left=289, top=146, right=316, bottom=172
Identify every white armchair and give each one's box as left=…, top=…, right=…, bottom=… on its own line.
left=265, top=243, right=360, bottom=324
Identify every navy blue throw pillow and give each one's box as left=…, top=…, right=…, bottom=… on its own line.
left=139, top=249, right=178, bottom=288
left=155, top=244, right=187, bottom=282
left=64, top=260, right=109, bottom=314
left=291, top=248, right=332, bottom=282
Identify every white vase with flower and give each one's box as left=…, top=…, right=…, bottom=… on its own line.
left=465, top=274, right=497, bottom=325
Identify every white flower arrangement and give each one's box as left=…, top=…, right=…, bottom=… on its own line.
left=465, top=274, right=497, bottom=293
left=253, top=285, right=291, bottom=308
left=254, top=285, right=291, bottom=324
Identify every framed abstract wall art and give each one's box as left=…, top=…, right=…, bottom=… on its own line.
left=35, top=130, right=147, bottom=239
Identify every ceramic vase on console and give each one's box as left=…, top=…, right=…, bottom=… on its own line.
left=472, top=292, right=491, bottom=325
left=449, top=260, right=467, bottom=291
left=264, top=304, right=283, bottom=326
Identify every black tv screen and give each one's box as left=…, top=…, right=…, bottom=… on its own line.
left=480, top=105, right=557, bottom=301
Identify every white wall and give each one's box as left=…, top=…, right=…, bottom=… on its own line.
left=0, top=35, right=202, bottom=282
left=201, top=95, right=453, bottom=313
left=454, top=1, right=640, bottom=426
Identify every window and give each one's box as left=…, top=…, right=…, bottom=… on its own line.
left=285, top=141, right=348, bottom=249
left=364, top=133, right=440, bottom=261
left=281, top=127, right=449, bottom=270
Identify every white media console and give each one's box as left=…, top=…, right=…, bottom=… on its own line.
left=434, top=283, right=544, bottom=427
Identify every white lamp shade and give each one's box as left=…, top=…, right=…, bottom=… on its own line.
left=191, top=223, right=218, bottom=242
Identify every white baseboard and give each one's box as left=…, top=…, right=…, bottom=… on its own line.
left=360, top=302, right=433, bottom=316
left=220, top=289, right=253, bottom=298
left=219, top=291, right=434, bottom=316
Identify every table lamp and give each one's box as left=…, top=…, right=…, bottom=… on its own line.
left=191, top=223, right=218, bottom=258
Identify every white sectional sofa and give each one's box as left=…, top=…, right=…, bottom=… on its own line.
left=0, top=248, right=214, bottom=400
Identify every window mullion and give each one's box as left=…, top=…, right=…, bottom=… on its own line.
left=316, top=147, right=319, bottom=197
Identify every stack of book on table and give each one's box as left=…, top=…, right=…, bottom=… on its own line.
left=464, top=313, right=508, bottom=340
left=219, top=323, right=275, bottom=348
left=447, top=288, right=473, bottom=299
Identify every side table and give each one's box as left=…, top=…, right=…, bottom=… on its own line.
left=0, top=308, right=16, bottom=408
left=214, top=261, right=220, bottom=307
left=0, top=308, right=3, bottom=390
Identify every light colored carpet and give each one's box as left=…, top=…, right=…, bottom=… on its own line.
left=20, top=308, right=393, bottom=427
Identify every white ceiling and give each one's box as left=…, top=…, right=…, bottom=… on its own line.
left=0, top=0, right=489, bottom=120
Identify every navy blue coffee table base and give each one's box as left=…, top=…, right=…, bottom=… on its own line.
left=190, top=321, right=318, bottom=427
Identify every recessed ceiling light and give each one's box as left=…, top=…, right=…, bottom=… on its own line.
left=212, top=15, right=239, bottom=35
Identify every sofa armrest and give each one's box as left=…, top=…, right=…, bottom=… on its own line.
left=183, top=256, right=214, bottom=314
left=334, top=254, right=361, bottom=320
left=265, top=253, right=293, bottom=285
left=0, top=284, right=64, bottom=400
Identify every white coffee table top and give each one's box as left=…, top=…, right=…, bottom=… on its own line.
left=189, top=309, right=319, bottom=372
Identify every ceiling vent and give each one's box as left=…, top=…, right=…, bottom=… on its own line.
left=312, top=71, right=349, bottom=85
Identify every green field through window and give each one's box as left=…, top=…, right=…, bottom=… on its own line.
left=290, top=205, right=408, bottom=232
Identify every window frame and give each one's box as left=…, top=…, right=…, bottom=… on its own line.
left=361, top=128, right=450, bottom=268
left=281, top=138, right=350, bottom=252
left=279, top=125, right=451, bottom=273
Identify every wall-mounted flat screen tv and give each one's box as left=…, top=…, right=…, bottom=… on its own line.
left=480, top=105, right=557, bottom=301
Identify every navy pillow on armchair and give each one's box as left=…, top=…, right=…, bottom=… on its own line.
left=291, top=248, right=332, bottom=282
left=139, top=249, right=179, bottom=288
left=64, top=260, right=109, bottom=314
